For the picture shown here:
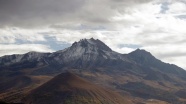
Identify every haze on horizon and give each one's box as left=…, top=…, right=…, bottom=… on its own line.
left=0, top=0, right=186, bottom=69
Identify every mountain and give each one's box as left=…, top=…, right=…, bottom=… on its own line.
left=0, top=51, right=50, bottom=67
left=0, top=38, right=186, bottom=104
left=23, top=72, right=132, bottom=104
left=128, top=49, right=186, bottom=77
left=47, top=38, right=126, bottom=70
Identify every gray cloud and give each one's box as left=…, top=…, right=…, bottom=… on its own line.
left=0, top=0, right=185, bottom=29
left=0, top=0, right=85, bottom=28
left=0, top=0, right=156, bottom=28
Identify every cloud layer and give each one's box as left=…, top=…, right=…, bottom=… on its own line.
left=0, top=0, right=186, bottom=69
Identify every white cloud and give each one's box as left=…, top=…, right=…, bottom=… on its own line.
left=114, top=47, right=135, bottom=54
left=0, top=28, right=47, bottom=43
left=166, top=2, right=186, bottom=15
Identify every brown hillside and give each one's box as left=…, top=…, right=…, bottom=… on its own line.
left=22, top=71, right=132, bottom=104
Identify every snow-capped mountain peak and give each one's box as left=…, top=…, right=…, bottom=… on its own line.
left=48, top=38, right=123, bottom=68
left=71, top=38, right=112, bottom=52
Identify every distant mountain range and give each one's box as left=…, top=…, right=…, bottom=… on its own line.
left=0, top=38, right=186, bottom=104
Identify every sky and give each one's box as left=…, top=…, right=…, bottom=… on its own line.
left=0, top=0, right=186, bottom=69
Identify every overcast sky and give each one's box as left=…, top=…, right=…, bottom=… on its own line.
left=0, top=0, right=186, bottom=69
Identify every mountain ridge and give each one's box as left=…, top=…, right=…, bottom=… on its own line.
left=0, top=38, right=186, bottom=104
left=0, top=38, right=184, bottom=71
